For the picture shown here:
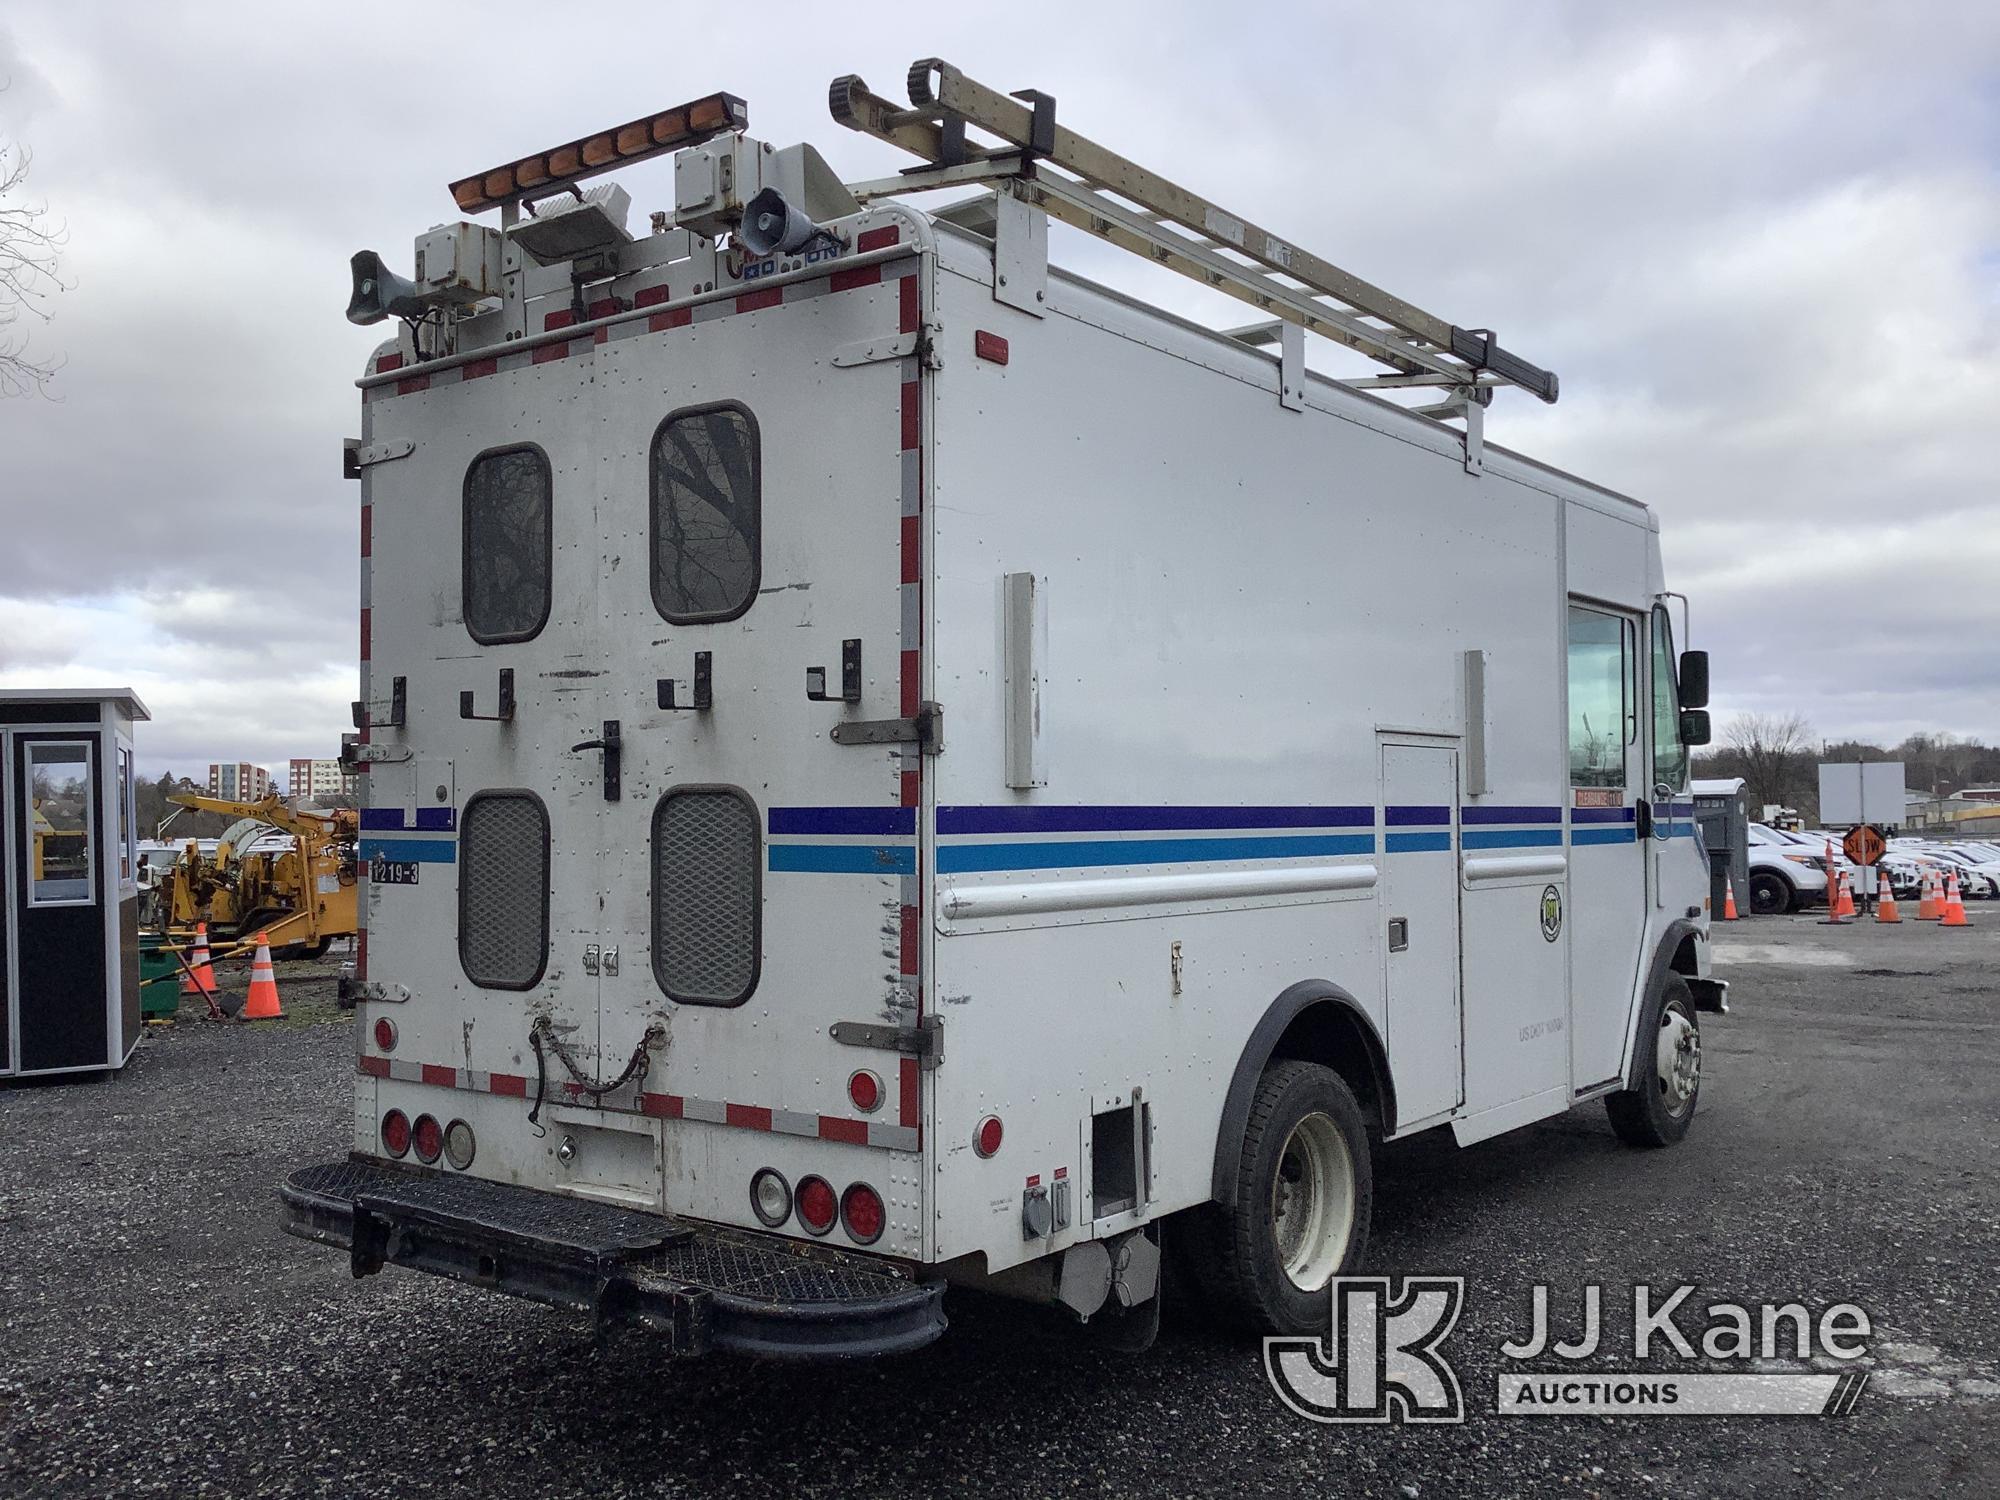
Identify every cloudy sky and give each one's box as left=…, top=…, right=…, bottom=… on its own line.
left=1, top=1, right=1996, bottom=778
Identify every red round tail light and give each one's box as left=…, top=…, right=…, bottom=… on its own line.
left=380, top=1109, right=411, bottom=1158
left=796, top=1175, right=837, bottom=1235
left=412, top=1113, right=444, bottom=1164
left=974, top=1114, right=1004, bottom=1158
left=841, top=1182, right=885, bottom=1245
left=847, top=1069, right=882, bottom=1113
left=373, top=1017, right=397, bottom=1052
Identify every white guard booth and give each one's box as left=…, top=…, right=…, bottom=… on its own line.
left=0, top=688, right=151, bottom=1079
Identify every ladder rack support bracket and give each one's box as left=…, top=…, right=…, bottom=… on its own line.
left=1279, top=322, right=1305, bottom=411
left=993, top=186, right=1047, bottom=317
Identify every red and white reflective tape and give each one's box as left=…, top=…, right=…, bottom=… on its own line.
left=358, top=1055, right=917, bottom=1152
left=365, top=245, right=918, bottom=397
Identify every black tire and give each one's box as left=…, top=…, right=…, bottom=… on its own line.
left=1181, top=1060, right=1373, bottom=1335
left=1605, top=973, right=1701, bottom=1148
left=1747, top=871, right=1792, bottom=916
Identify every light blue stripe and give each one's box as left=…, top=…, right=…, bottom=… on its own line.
left=769, top=844, right=917, bottom=875
left=361, top=837, right=456, bottom=864
left=1462, top=828, right=1564, bottom=849
left=935, top=833, right=1374, bottom=873
left=1571, top=827, right=1638, bottom=846
left=1385, top=831, right=1451, bottom=853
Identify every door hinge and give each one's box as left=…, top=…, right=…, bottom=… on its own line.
left=829, top=701, right=944, bottom=753
left=343, top=437, right=415, bottom=477
left=829, top=1014, right=943, bottom=1070
left=832, top=331, right=921, bottom=367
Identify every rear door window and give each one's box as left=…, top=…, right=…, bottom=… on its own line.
left=458, top=791, right=550, bottom=990
left=463, top=446, right=552, bottom=643
left=652, top=787, right=761, bottom=1005
left=650, top=403, right=760, bottom=623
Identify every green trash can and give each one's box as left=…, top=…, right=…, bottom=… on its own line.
left=139, top=935, right=180, bottom=1020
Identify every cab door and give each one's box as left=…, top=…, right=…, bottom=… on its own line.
left=1564, top=602, right=1648, bottom=1091
left=589, top=266, right=924, bottom=1219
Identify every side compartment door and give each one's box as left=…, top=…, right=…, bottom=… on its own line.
left=1564, top=602, right=1647, bottom=1090
left=1380, top=739, right=1463, bottom=1125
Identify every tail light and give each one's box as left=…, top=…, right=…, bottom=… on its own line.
left=373, top=1017, right=397, bottom=1051
left=796, top=1175, right=837, bottom=1235
left=443, top=1119, right=476, bottom=1170
left=380, top=1109, right=410, bottom=1158
left=841, top=1182, right=885, bottom=1245
left=974, top=1115, right=1004, bottom=1158
left=749, top=1168, right=791, bottom=1227
left=848, top=1070, right=883, bottom=1113
left=412, top=1114, right=443, bottom=1164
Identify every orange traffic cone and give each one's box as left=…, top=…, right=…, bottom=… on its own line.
left=1916, top=869, right=1942, bottom=921
left=1722, top=876, right=1740, bottom=921
left=1820, top=870, right=1852, bottom=925
left=1875, top=870, right=1900, bottom=923
left=1838, top=870, right=1859, bottom=919
left=241, top=933, right=286, bottom=1019
left=180, top=922, right=217, bottom=997
left=1940, top=873, right=1972, bottom=929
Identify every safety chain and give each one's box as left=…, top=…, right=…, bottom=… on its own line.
left=527, top=1017, right=666, bottom=1128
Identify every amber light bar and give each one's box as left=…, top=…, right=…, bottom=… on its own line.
left=448, top=91, right=748, bottom=214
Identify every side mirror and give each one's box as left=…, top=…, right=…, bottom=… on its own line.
left=1678, top=649, right=1709, bottom=709
left=1680, top=708, right=1712, bottom=747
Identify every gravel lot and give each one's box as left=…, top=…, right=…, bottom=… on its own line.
left=3, top=921, right=1997, bottom=1498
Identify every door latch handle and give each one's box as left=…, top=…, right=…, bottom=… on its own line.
left=1388, top=917, right=1410, bottom=952
left=582, top=943, right=601, bottom=975
left=569, top=719, right=621, bottom=801
left=601, top=947, right=619, bottom=976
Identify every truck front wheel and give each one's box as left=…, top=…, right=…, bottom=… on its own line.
left=1605, top=973, right=1701, bottom=1148
left=1184, top=1060, right=1373, bottom=1335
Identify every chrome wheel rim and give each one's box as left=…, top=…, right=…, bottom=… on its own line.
left=1270, top=1111, right=1356, bottom=1292
left=1656, top=1003, right=1700, bottom=1118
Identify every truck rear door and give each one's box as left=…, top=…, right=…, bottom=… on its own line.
left=361, top=352, right=603, bottom=1101
left=589, top=255, right=927, bottom=1231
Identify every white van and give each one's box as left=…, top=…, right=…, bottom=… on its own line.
left=284, top=61, right=1724, bottom=1357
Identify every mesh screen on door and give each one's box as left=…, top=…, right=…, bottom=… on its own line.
left=458, top=793, right=549, bottom=989
left=653, top=789, right=760, bottom=1005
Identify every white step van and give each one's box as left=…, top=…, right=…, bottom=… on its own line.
left=283, top=61, right=1724, bottom=1357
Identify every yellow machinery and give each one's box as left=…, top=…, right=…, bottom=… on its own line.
left=155, top=794, right=358, bottom=957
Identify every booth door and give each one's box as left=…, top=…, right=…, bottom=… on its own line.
left=8, top=732, right=110, bottom=1073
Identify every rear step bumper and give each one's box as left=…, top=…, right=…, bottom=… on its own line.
left=280, top=1160, right=946, bottom=1359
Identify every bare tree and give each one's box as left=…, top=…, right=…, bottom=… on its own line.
left=1724, top=711, right=1816, bottom=815
left=1, top=124, right=68, bottom=398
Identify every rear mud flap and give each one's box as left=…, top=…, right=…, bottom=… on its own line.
left=282, top=1160, right=945, bottom=1360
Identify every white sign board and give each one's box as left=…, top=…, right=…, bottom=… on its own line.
left=1818, top=761, right=1905, bottom=827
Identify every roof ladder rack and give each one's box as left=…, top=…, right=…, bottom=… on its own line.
left=830, top=58, right=1556, bottom=468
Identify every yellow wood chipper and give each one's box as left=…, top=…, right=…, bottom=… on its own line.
left=154, top=794, right=358, bottom=958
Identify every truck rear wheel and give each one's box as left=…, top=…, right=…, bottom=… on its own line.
left=1605, top=973, right=1701, bottom=1148
left=1184, top=1060, right=1372, bottom=1335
